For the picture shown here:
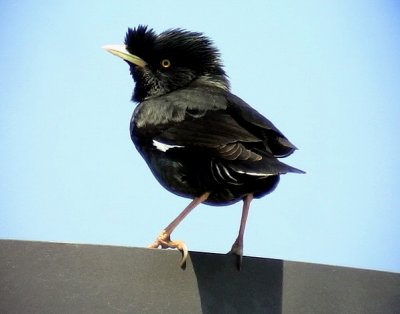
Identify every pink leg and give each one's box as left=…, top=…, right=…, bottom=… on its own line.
left=148, top=192, right=210, bottom=267
left=229, top=194, right=253, bottom=269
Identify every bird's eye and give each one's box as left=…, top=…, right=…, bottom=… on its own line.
left=160, top=59, right=172, bottom=69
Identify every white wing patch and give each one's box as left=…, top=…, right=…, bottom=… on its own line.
left=234, top=169, right=274, bottom=177
left=153, top=139, right=184, bottom=152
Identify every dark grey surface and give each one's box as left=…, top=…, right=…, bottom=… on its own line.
left=0, top=240, right=399, bottom=314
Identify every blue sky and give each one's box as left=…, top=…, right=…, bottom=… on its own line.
left=1, top=1, right=399, bottom=272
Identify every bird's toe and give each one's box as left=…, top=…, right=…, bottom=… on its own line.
left=228, top=242, right=243, bottom=270
left=147, top=230, right=188, bottom=268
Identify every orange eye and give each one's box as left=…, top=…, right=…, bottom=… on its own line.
left=160, top=59, right=171, bottom=68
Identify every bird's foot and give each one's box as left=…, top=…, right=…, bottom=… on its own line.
left=228, top=240, right=243, bottom=270
left=148, top=230, right=188, bottom=268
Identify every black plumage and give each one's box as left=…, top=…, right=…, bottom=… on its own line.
left=104, top=25, right=304, bottom=268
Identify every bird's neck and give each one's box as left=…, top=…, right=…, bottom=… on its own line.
left=193, top=74, right=230, bottom=91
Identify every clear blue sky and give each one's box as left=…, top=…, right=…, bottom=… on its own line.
left=1, top=1, right=399, bottom=272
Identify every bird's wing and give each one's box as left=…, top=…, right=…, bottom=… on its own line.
left=154, top=107, right=303, bottom=177
left=227, top=93, right=298, bottom=157
left=156, top=110, right=262, bottom=160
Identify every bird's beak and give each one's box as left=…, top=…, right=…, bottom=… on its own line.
left=102, top=44, right=147, bottom=68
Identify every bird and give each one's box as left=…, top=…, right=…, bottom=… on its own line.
left=103, top=25, right=304, bottom=269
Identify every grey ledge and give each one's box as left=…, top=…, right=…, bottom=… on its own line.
left=0, top=240, right=399, bottom=314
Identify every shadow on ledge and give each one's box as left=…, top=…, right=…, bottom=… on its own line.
left=0, top=240, right=399, bottom=314
left=190, top=252, right=283, bottom=313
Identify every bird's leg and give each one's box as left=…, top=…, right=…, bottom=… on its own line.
left=229, top=193, right=253, bottom=270
left=148, top=192, right=210, bottom=267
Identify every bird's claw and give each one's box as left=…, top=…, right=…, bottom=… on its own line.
left=228, top=241, right=243, bottom=270
left=147, top=230, right=188, bottom=268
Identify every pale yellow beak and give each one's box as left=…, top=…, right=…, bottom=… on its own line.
left=102, top=44, right=147, bottom=68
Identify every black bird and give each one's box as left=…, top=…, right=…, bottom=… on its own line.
left=103, top=25, right=304, bottom=268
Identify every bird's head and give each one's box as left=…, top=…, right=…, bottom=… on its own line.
left=103, top=25, right=229, bottom=102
